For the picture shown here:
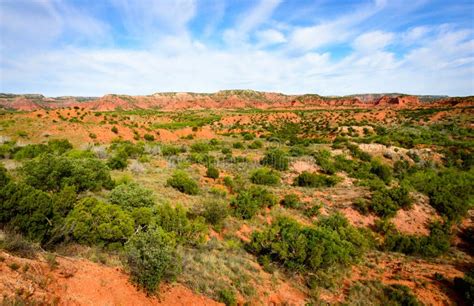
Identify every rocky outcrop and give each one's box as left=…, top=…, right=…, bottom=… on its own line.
left=0, top=91, right=470, bottom=111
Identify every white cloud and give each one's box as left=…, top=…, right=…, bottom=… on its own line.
left=0, top=0, right=109, bottom=52
left=287, top=0, right=388, bottom=51
left=255, top=29, right=286, bottom=46
left=353, top=31, right=394, bottom=52
left=223, top=0, right=281, bottom=46
left=289, top=22, right=348, bottom=51
left=402, top=26, right=431, bottom=44
left=0, top=0, right=473, bottom=97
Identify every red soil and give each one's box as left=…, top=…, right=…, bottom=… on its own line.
left=3, top=92, right=464, bottom=112
left=0, top=251, right=222, bottom=305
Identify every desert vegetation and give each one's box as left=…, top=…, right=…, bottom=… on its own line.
left=0, top=103, right=472, bottom=305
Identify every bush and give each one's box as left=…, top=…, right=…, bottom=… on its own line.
left=190, top=142, right=211, bottom=153
left=369, top=186, right=412, bottom=218
left=353, top=198, right=369, bottom=215
left=206, top=166, right=219, bottom=179
left=161, top=144, right=185, bottom=156
left=143, top=134, right=155, bottom=141
left=125, top=226, right=178, bottom=294
left=107, top=151, right=128, bottom=170
left=250, top=167, right=280, bottom=185
left=154, top=203, right=206, bottom=244
left=166, top=171, right=199, bottom=195
left=65, top=197, right=134, bottom=247
left=383, top=221, right=451, bottom=257
left=0, top=182, right=54, bottom=242
left=242, top=133, right=255, bottom=140
left=22, top=154, right=114, bottom=192
left=248, top=140, right=263, bottom=149
left=202, top=200, right=229, bottom=230
left=293, top=171, right=341, bottom=188
left=370, top=160, right=392, bottom=184
left=111, top=126, right=118, bottom=134
left=313, top=149, right=337, bottom=175
left=0, top=164, right=10, bottom=186
left=232, top=142, right=244, bottom=149
left=347, top=144, right=372, bottom=161
left=231, top=186, right=277, bottom=219
left=281, top=193, right=301, bottom=209
left=218, top=288, right=237, bottom=306
left=407, top=168, right=473, bottom=221
left=109, top=182, right=155, bottom=210
left=247, top=214, right=369, bottom=272
left=346, top=280, right=420, bottom=306
left=260, top=148, right=289, bottom=171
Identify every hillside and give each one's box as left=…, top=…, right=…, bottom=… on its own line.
left=1, top=90, right=471, bottom=112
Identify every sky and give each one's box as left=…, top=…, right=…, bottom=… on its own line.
left=0, top=0, right=473, bottom=97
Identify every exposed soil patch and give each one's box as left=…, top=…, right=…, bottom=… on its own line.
left=0, top=251, right=222, bottom=305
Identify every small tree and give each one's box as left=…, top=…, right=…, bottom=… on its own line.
left=125, top=226, right=179, bottom=294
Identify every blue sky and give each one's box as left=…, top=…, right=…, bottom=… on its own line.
left=0, top=0, right=473, bottom=96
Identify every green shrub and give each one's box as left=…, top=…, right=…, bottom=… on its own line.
left=293, top=171, right=340, bottom=188
left=22, top=154, right=114, bottom=192
left=166, top=171, right=199, bottom=195
left=109, top=182, right=155, bottom=210
left=247, top=214, right=369, bottom=272
left=131, top=207, right=154, bottom=228
left=231, top=186, right=277, bottom=219
left=260, top=149, right=289, bottom=171
left=111, top=126, right=118, bottom=134
left=313, top=149, right=337, bottom=175
left=232, top=142, right=244, bottom=149
left=218, top=288, right=237, bottom=306
left=161, top=144, right=185, bottom=156
left=0, top=164, right=10, bottom=186
left=206, top=166, right=219, bottom=179
left=154, top=203, right=206, bottom=244
left=0, top=182, right=54, bottom=242
left=107, top=151, right=128, bottom=170
left=242, top=133, right=255, bottom=140
left=248, top=140, right=263, bottom=149
left=191, top=142, right=211, bottom=153
left=347, top=144, right=372, bottom=161
left=281, top=193, right=301, bottom=209
left=250, top=167, right=280, bottom=185
left=125, top=226, right=179, bottom=294
left=369, top=186, right=412, bottom=218
left=221, top=147, right=231, bottom=154
left=202, top=200, right=229, bottom=230
left=370, top=160, right=392, bottom=184
left=353, top=198, right=369, bottom=215
left=65, top=197, right=134, bottom=247
left=346, top=280, right=421, bottom=306
left=383, top=221, right=450, bottom=257
left=407, top=168, right=473, bottom=221
left=143, top=134, right=155, bottom=141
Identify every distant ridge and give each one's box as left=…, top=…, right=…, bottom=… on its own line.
left=0, top=90, right=471, bottom=111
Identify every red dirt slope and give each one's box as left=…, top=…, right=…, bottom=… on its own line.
left=0, top=251, right=222, bottom=306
